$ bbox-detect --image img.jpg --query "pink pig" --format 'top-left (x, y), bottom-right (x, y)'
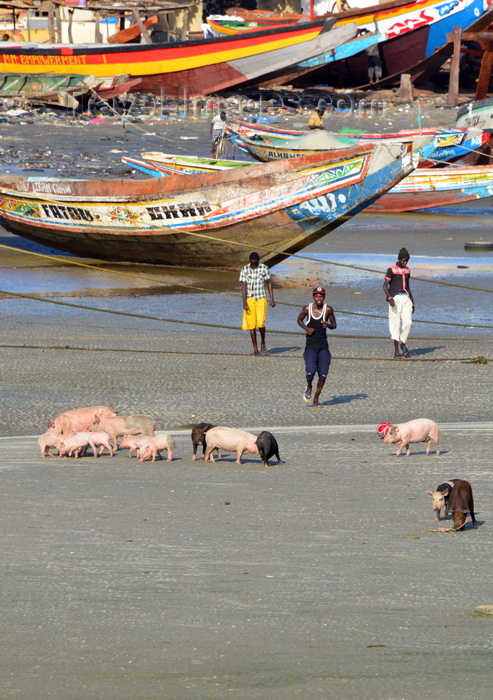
top-left (204, 427), bottom-right (260, 464)
top-left (383, 418), bottom-right (440, 456)
top-left (120, 434), bottom-right (150, 458)
top-left (59, 432), bottom-right (98, 459)
top-left (47, 405), bottom-right (117, 435)
top-left (38, 433), bottom-right (63, 457)
top-left (95, 415), bottom-right (156, 449)
top-left (138, 434), bottom-right (175, 462)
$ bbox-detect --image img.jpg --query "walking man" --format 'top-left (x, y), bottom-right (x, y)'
top-left (240, 252), bottom-right (275, 355)
top-left (297, 286), bottom-right (337, 406)
top-left (383, 247), bottom-right (414, 358)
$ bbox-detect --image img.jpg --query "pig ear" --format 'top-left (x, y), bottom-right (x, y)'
top-left (442, 489), bottom-right (449, 497)
top-left (426, 491), bottom-right (434, 496)
top-left (48, 418), bottom-right (54, 428)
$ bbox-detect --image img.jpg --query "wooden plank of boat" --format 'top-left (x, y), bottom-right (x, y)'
top-left (0, 140), bottom-right (423, 270)
top-left (0, 19), bottom-right (356, 95)
top-left (0, 72), bottom-right (91, 97)
top-left (456, 97), bottom-right (493, 130)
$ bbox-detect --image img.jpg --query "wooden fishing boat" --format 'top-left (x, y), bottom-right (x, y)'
top-left (370, 163), bottom-right (493, 211)
top-left (208, 0), bottom-right (493, 89)
top-left (0, 140), bottom-right (424, 270)
top-left (0, 19), bottom-right (355, 96)
top-left (125, 153), bottom-right (493, 213)
top-left (123, 154), bottom-right (249, 177)
top-left (229, 119), bottom-right (489, 167)
top-left (456, 97), bottom-right (493, 130)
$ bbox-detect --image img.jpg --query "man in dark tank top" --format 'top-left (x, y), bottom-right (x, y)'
top-left (297, 286), bottom-right (337, 407)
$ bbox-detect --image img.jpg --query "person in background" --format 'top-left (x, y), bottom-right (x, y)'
top-left (210, 109), bottom-right (227, 157)
top-left (383, 247), bottom-right (414, 358)
top-left (240, 252), bottom-right (275, 356)
top-left (297, 286), bottom-right (337, 407)
top-left (366, 43), bottom-right (383, 84)
top-left (308, 107), bottom-right (325, 130)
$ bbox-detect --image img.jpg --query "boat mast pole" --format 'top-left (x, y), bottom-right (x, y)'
top-left (310, 0), bottom-right (314, 21)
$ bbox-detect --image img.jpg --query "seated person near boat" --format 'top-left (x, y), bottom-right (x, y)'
top-left (308, 108), bottom-right (325, 130)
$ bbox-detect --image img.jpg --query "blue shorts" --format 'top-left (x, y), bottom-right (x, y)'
top-left (303, 347), bottom-right (331, 381)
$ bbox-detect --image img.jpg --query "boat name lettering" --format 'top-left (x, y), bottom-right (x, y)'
top-left (2, 54), bottom-right (87, 67)
top-left (41, 203), bottom-right (94, 222)
top-left (31, 181), bottom-right (73, 194)
top-left (146, 203), bottom-right (212, 220)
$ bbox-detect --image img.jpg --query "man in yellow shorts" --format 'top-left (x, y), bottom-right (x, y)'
top-left (240, 252), bottom-right (275, 355)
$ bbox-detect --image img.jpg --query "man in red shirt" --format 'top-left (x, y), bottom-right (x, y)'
top-left (383, 247), bottom-right (414, 358)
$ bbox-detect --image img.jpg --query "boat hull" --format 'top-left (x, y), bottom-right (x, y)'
top-left (0, 20), bottom-right (354, 95)
top-left (0, 143), bottom-right (417, 269)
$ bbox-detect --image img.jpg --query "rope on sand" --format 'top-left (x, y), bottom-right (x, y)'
top-left (1, 286), bottom-right (493, 332)
top-left (0, 342), bottom-right (489, 362)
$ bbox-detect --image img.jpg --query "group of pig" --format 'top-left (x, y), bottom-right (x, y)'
top-left (378, 417), bottom-right (478, 531)
top-left (38, 406), bottom-right (173, 462)
top-left (37, 406), bottom-right (282, 468)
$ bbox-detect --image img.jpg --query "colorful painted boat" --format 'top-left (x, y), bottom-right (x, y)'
top-left (125, 153), bottom-right (493, 213)
top-left (208, 0), bottom-right (493, 88)
top-left (0, 140), bottom-right (425, 270)
top-left (370, 163), bottom-right (493, 210)
top-left (228, 119), bottom-right (489, 167)
top-left (456, 97), bottom-right (493, 130)
top-left (0, 19), bottom-right (356, 95)
top-left (122, 154), bottom-right (249, 177)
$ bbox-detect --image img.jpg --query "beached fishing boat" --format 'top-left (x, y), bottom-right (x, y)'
top-left (124, 153), bottom-right (493, 213)
top-left (456, 97), bottom-right (493, 130)
top-left (0, 19), bottom-right (356, 95)
top-left (208, 0), bottom-right (493, 88)
top-left (0, 140), bottom-right (425, 270)
top-left (229, 119), bottom-right (489, 167)
top-left (370, 163), bottom-right (493, 211)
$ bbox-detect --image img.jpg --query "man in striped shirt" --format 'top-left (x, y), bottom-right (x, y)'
top-left (240, 252), bottom-right (275, 355)
top-left (383, 247), bottom-right (414, 358)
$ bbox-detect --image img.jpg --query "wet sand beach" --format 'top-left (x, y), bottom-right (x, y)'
top-left (1, 107), bottom-right (493, 699)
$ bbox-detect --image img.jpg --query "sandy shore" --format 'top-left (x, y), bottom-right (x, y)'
top-left (1, 103), bottom-right (493, 698)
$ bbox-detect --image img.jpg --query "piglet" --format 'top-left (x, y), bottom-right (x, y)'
top-left (95, 414), bottom-right (156, 449)
top-left (427, 479), bottom-right (461, 521)
top-left (38, 433), bottom-right (63, 457)
top-left (120, 434), bottom-right (151, 458)
top-left (382, 418), bottom-right (440, 456)
top-left (59, 432), bottom-right (98, 459)
top-left (204, 427), bottom-right (259, 464)
top-left (448, 480), bottom-right (478, 531)
top-left (138, 434), bottom-right (175, 462)
top-left (191, 422), bottom-right (217, 460)
top-left (256, 431), bottom-right (282, 468)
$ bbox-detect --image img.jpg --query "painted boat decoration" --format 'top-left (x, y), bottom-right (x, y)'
top-left (228, 119), bottom-right (489, 167)
top-left (0, 140), bottom-right (425, 270)
top-left (208, 0), bottom-right (493, 88)
top-left (0, 19), bottom-right (356, 95)
top-left (124, 153), bottom-right (493, 213)
top-left (456, 97), bottom-right (493, 130)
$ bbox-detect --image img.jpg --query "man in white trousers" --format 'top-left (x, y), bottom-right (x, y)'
top-left (383, 247), bottom-right (414, 358)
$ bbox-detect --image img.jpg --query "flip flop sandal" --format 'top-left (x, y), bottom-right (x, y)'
top-left (401, 346), bottom-right (410, 356)
top-left (393, 353), bottom-right (404, 359)
top-left (303, 392), bottom-right (312, 402)
top-left (312, 401), bottom-right (323, 407)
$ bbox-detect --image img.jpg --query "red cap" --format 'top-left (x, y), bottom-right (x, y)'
top-left (377, 422), bottom-right (392, 438)
top-left (313, 286), bottom-right (326, 296)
